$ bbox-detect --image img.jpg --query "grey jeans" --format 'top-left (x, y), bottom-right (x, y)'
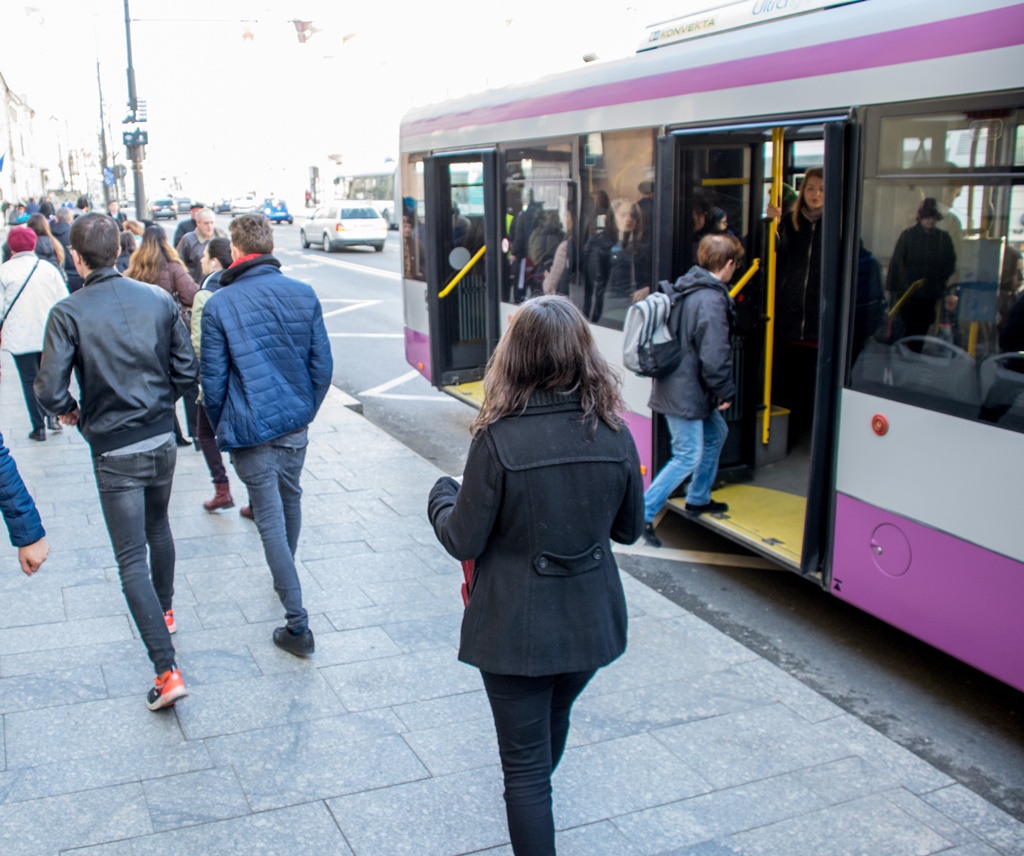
top-left (93, 438), bottom-right (177, 675)
top-left (231, 428), bottom-right (309, 630)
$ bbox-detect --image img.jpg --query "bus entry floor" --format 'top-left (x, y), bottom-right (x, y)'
top-left (0, 350), bottom-right (1020, 855)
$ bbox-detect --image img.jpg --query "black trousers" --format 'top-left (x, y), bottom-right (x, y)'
top-left (480, 669), bottom-right (596, 856)
top-left (12, 351), bottom-right (45, 432)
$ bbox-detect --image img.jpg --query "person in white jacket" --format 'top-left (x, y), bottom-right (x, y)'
top-left (0, 227), bottom-right (68, 440)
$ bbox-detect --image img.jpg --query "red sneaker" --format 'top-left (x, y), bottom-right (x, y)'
top-left (146, 668), bottom-right (188, 710)
top-left (163, 609), bottom-right (177, 634)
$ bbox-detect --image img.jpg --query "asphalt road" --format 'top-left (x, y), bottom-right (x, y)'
top-left (168, 213), bottom-right (1023, 823)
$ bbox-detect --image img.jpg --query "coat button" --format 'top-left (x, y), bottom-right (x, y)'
top-left (538, 557), bottom-right (549, 569)
top-left (592, 548), bottom-right (603, 560)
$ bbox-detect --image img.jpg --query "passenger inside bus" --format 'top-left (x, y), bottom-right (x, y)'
top-left (767, 167), bottom-right (824, 438)
top-left (608, 197), bottom-right (651, 306)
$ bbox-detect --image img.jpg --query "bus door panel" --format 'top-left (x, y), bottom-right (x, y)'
top-left (424, 151), bottom-right (500, 390)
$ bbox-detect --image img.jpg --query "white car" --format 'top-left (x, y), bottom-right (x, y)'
top-left (230, 195), bottom-right (258, 216)
top-left (300, 201), bottom-right (388, 252)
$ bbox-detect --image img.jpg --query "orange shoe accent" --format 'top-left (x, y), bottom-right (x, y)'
top-left (146, 668), bottom-right (188, 710)
top-left (164, 609), bottom-right (177, 634)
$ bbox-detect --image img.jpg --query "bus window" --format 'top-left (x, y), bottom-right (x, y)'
top-left (578, 129), bottom-right (655, 329)
top-left (400, 156), bottom-right (426, 282)
top-left (850, 103), bottom-right (1024, 433)
top-left (504, 145), bottom-right (573, 305)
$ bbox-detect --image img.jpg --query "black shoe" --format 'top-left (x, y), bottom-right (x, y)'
top-left (685, 499), bottom-right (729, 515)
top-left (192, 438), bottom-right (201, 452)
top-left (273, 626), bottom-right (314, 657)
top-left (642, 522), bottom-right (662, 548)
top-left (175, 435), bottom-right (192, 447)
top-left (45, 417), bottom-right (62, 431)
top-left (28, 429), bottom-right (46, 442)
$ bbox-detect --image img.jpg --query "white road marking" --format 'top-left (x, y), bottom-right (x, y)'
top-left (322, 300), bottom-right (381, 318)
top-left (359, 369), bottom-right (458, 403)
top-left (277, 246), bottom-right (401, 280)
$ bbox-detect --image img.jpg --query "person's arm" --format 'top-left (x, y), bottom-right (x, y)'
top-left (610, 438), bottom-right (644, 545)
top-left (695, 296), bottom-right (736, 405)
top-left (199, 300), bottom-right (229, 428)
top-left (307, 298), bottom-right (334, 412)
top-left (34, 305), bottom-right (79, 419)
top-left (173, 263), bottom-right (198, 307)
top-left (190, 289), bottom-right (211, 358)
top-left (0, 435), bottom-right (48, 575)
top-left (427, 431), bottom-right (503, 562)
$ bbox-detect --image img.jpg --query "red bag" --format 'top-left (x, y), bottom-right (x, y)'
top-left (460, 560), bottom-right (475, 607)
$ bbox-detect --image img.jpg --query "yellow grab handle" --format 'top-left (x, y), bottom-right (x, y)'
top-left (438, 245), bottom-right (486, 299)
top-left (730, 258), bottom-right (760, 298)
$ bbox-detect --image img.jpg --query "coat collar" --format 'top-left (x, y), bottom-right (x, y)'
top-left (220, 253), bottom-right (281, 285)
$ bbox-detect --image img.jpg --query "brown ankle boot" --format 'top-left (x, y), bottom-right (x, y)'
top-left (203, 482), bottom-right (234, 512)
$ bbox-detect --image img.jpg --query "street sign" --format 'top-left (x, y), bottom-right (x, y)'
top-left (103, 167), bottom-right (115, 186)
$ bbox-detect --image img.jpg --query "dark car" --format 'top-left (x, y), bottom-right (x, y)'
top-left (213, 198), bottom-right (232, 214)
top-left (151, 198), bottom-right (177, 220)
top-left (262, 197), bottom-right (293, 224)
top-left (174, 196), bottom-right (193, 213)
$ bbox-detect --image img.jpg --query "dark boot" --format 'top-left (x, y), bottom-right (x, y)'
top-left (203, 482), bottom-right (234, 512)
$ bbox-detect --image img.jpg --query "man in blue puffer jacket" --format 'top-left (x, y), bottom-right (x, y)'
top-left (201, 214), bottom-right (333, 657)
top-left (0, 432), bottom-right (49, 575)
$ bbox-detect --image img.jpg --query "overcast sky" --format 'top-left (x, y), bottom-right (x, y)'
top-left (3, 0), bottom-right (701, 202)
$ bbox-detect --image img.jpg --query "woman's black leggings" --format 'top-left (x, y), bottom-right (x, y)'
top-left (480, 669), bottom-right (596, 856)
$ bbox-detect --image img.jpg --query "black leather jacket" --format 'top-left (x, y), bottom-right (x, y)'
top-left (34, 267), bottom-right (198, 455)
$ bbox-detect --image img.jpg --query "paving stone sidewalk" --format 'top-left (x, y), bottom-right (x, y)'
top-left (0, 351), bottom-right (1020, 856)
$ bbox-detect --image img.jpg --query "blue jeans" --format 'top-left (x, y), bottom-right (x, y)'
top-left (231, 429), bottom-right (308, 631)
top-left (480, 670), bottom-right (596, 856)
top-left (644, 409), bottom-right (728, 521)
top-left (93, 438), bottom-right (177, 676)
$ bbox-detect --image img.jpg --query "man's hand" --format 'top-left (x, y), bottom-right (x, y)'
top-left (717, 400), bottom-right (732, 411)
top-left (58, 408), bottom-right (79, 426)
top-left (18, 537), bottom-right (49, 576)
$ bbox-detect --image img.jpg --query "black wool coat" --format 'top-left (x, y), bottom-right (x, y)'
top-left (428, 391), bottom-right (644, 676)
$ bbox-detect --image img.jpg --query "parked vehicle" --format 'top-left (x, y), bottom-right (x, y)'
top-left (213, 198), bottom-right (232, 214)
top-left (262, 198), bottom-right (293, 224)
top-left (300, 201), bottom-right (387, 252)
top-left (150, 198), bottom-right (177, 220)
top-left (174, 196), bottom-right (193, 213)
top-left (230, 195), bottom-right (258, 216)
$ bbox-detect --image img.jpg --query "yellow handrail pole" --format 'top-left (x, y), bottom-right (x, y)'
top-left (762, 127), bottom-right (783, 446)
top-left (887, 278), bottom-right (925, 318)
top-left (968, 321), bottom-right (979, 357)
top-left (729, 257), bottom-right (760, 299)
top-left (438, 245), bottom-right (486, 299)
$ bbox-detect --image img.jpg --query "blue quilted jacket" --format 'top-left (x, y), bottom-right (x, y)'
top-left (0, 433), bottom-right (45, 547)
top-left (199, 255), bottom-right (333, 451)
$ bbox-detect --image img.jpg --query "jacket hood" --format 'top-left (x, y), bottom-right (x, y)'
top-left (666, 265), bottom-right (730, 298)
top-left (219, 254), bottom-right (281, 286)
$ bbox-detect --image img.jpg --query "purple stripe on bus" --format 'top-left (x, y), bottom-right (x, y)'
top-left (832, 493), bottom-right (1024, 693)
top-left (404, 5), bottom-right (1024, 137)
top-left (623, 410), bottom-right (654, 491)
top-left (405, 328), bottom-right (432, 383)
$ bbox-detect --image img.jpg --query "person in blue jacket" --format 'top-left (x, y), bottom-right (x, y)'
top-left (200, 213), bottom-right (333, 657)
top-left (0, 432), bottom-right (49, 575)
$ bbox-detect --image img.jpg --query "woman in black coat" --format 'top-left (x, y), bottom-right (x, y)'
top-left (428, 295), bottom-right (643, 855)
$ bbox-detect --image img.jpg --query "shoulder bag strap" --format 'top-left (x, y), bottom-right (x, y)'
top-left (0, 259), bottom-right (40, 328)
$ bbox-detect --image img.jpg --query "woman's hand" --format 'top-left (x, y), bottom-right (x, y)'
top-left (765, 204), bottom-right (782, 220)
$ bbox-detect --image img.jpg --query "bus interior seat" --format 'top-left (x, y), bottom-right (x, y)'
top-left (890, 335), bottom-right (980, 413)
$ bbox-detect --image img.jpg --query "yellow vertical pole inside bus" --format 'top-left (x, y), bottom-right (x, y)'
top-left (762, 127), bottom-right (783, 446)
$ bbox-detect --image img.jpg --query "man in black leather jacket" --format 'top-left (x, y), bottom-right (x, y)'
top-left (35, 213), bottom-right (198, 711)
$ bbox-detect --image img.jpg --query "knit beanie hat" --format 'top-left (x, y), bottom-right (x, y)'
top-left (7, 226), bottom-right (37, 253)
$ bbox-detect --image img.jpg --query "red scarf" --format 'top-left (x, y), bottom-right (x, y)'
top-left (229, 253), bottom-right (262, 268)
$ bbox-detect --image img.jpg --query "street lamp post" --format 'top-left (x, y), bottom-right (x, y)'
top-left (123, 0), bottom-right (146, 219)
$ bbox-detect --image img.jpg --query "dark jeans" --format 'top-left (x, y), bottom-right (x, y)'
top-left (174, 380), bottom-right (200, 441)
top-left (481, 669), bottom-right (596, 856)
top-left (92, 438), bottom-right (177, 676)
top-left (196, 404), bottom-right (227, 484)
top-left (231, 429), bottom-right (308, 630)
top-left (12, 351), bottom-right (45, 432)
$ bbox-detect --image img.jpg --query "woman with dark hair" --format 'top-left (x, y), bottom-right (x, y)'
top-left (126, 226), bottom-right (199, 445)
top-left (26, 213), bottom-right (65, 275)
top-left (428, 295), bottom-right (643, 856)
top-left (115, 232), bottom-right (136, 273)
top-left (608, 197), bottom-right (651, 304)
top-left (191, 237), bottom-right (240, 513)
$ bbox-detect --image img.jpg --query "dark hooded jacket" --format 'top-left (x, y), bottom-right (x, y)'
top-left (648, 265), bottom-right (736, 420)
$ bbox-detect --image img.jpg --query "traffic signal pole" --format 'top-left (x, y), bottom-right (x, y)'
top-left (96, 61), bottom-right (112, 208)
top-left (123, 0), bottom-right (146, 219)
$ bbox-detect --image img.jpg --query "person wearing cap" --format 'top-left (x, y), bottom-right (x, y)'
top-left (887, 197), bottom-right (958, 338)
top-left (173, 203), bottom-right (205, 248)
top-left (0, 227), bottom-right (69, 441)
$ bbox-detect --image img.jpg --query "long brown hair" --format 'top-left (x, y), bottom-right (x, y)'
top-left (27, 213), bottom-right (64, 266)
top-left (792, 167), bottom-right (824, 231)
top-left (471, 295), bottom-right (624, 435)
top-left (126, 225), bottom-right (187, 284)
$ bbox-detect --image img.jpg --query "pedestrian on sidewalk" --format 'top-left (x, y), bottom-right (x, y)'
top-left (0, 432), bottom-right (49, 575)
top-left (0, 226), bottom-right (70, 441)
top-left (176, 207), bottom-right (220, 285)
top-left (190, 236), bottom-right (237, 513)
top-left (34, 213), bottom-right (198, 711)
top-left (428, 295), bottom-right (644, 856)
top-left (200, 213), bottom-right (332, 657)
top-left (641, 232), bottom-right (741, 548)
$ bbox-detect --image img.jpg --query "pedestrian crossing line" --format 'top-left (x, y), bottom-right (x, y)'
top-left (359, 370), bottom-right (459, 403)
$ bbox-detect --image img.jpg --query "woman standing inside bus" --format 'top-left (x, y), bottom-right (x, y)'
top-left (428, 296), bottom-right (643, 855)
top-left (768, 167), bottom-right (824, 433)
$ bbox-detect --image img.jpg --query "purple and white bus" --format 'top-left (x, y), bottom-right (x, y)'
top-left (398, 0), bottom-right (1024, 691)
